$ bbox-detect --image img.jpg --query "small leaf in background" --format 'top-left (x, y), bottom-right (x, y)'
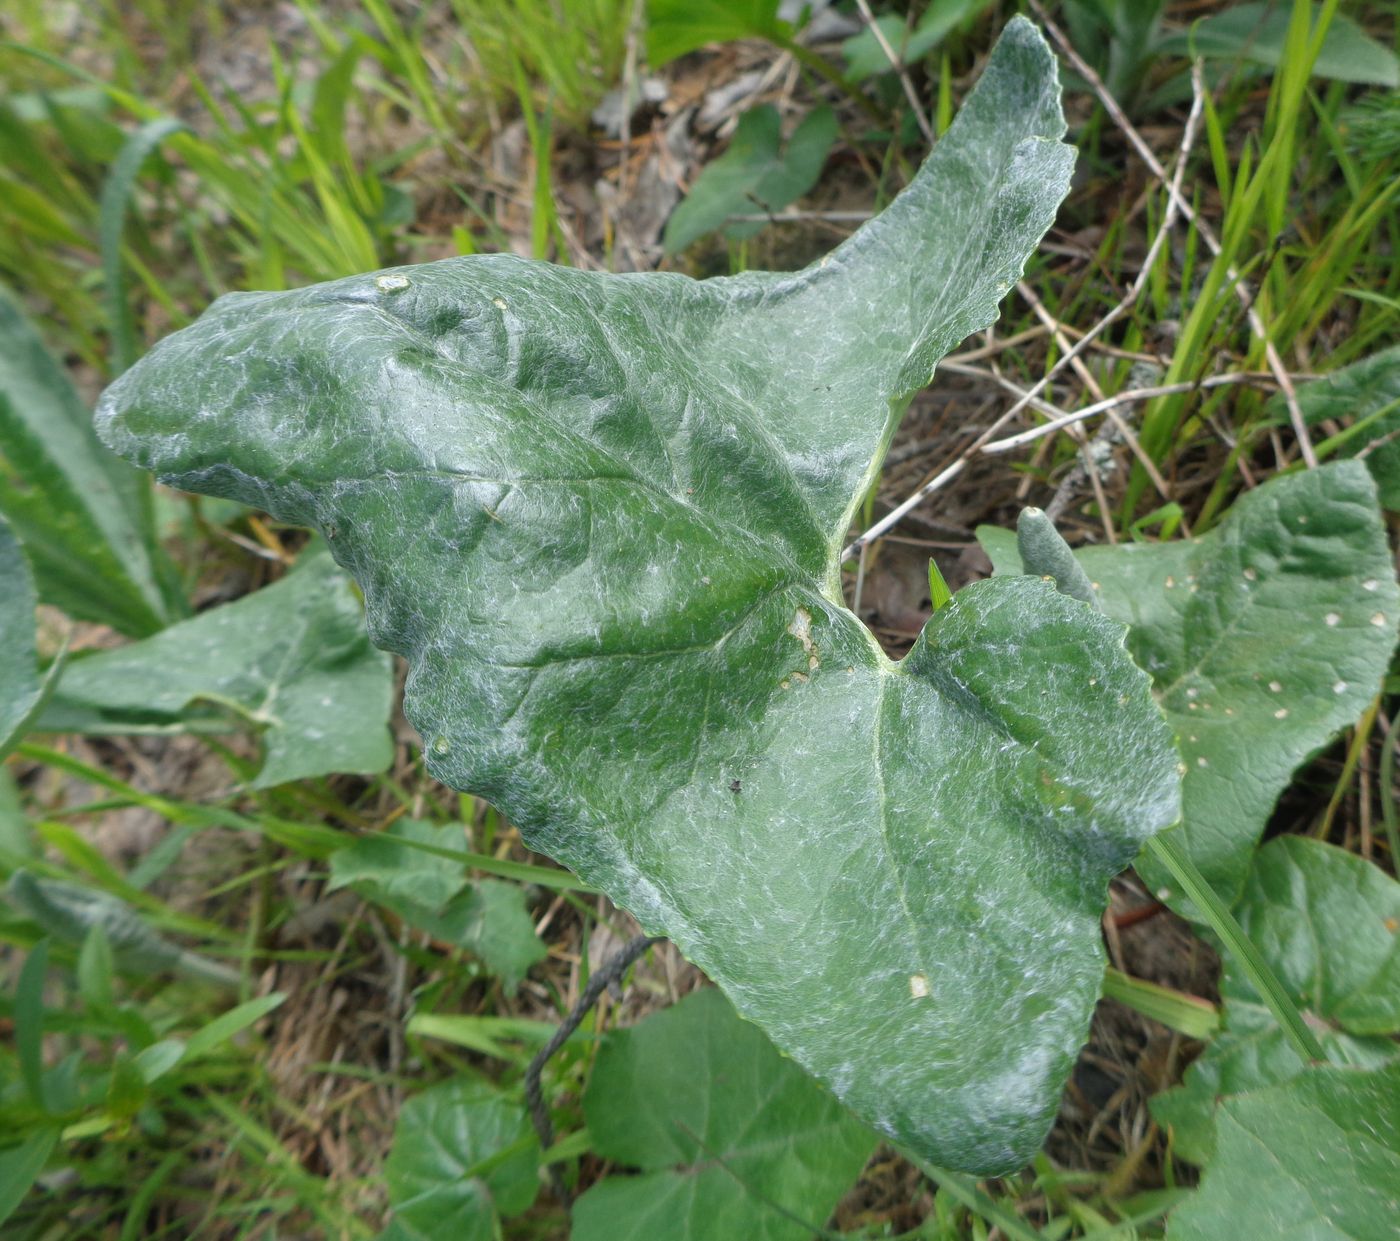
top-left (1157, 2), bottom-right (1400, 89)
top-left (646, 0), bottom-right (787, 68)
top-left (6, 871), bottom-right (240, 988)
top-left (0, 286), bottom-right (182, 636)
top-left (1270, 345), bottom-right (1400, 509)
top-left (1152, 837), bottom-right (1400, 1164)
top-left (38, 544), bottom-right (394, 789)
top-left (383, 1078), bottom-right (538, 1241)
top-left (96, 22), bottom-right (1183, 1171)
top-left (329, 818), bottom-right (466, 915)
top-left (662, 104), bottom-right (837, 252)
top-left (1165, 1061), bottom-right (1400, 1241)
top-left (842, 0), bottom-right (993, 81)
top-left (978, 462), bottom-right (1399, 908)
top-left (0, 514), bottom-right (64, 761)
top-left (574, 987), bottom-right (876, 1241)
top-left (433, 881), bottom-right (546, 996)
top-left (329, 821), bottom-right (547, 993)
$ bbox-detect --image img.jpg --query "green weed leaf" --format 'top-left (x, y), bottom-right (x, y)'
top-left (1153, 837), bottom-right (1400, 1165)
top-left (574, 987), bottom-right (876, 1241)
top-left (384, 1078), bottom-right (538, 1241)
top-left (328, 820), bottom-right (546, 992)
top-left (0, 286), bottom-right (182, 636)
top-left (0, 515), bottom-right (63, 761)
top-left (94, 21), bottom-right (1183, 1170)
top-left (843, 0), bottom-right (993, 81)
top-left (1271, 345), bottom-right (1400, 509)
top-left (646, 0), bottom-right (788, 67)
top-left (980, 463), bottom-right (1399, 907)
top-left (0, 1128), bottom-right (58, 1228)
top-left (663, 104), bottom-right (837, 252)
top-left (38, 544), bottom-right (394, 788)
top-left (1165, 1062), bottom-right (1400, 1241)
top-left (1158, 3), bottom-right (1400, 89)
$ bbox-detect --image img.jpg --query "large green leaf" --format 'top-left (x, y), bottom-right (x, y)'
top-left (663, 104), bottom-right (838, 252)
top-left (1165, 1062), bottom-right (1400, 1241)
top-left (37, 544), bottom-right (393, 788)
top-left (979, 464), bottom-right (1399, 906)
top-left (0, 286), bottom-right (181, 636)
top-left (94, 21), bottom-right (1182, 1171)
top-left (383, 1078), bottom-right (538, 1240)
top-left (0, 514), bottom-right (64, 761)
top-left (1153, 837), bottom-right (1400, 1165)
top-left (574, 987), bottom-right (876, 1241)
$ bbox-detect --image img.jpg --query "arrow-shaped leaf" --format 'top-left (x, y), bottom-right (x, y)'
top-left (93, 19), bottom-right (1180, 1172)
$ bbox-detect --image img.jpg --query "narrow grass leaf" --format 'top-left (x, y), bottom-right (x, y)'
top-left (0, 287), bottom-right (180, 635)
top-left (0, 1127), bottom-right (59, 1227)
top-left (0, 514), bottom-right (65, 761)
top-left (183, 992), bottom-right (285, 1061)
top-left (99, 117), bottom-right (187, 374)
top-left (39, 544), bottom-right (394, 788)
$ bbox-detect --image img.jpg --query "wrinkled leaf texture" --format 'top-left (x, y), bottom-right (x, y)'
top-left (979, 464), bottom-right (1399, 907)
top-left (95, 20), bottom-right (1180, 1171)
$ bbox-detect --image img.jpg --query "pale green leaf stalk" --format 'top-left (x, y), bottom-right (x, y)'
top-left (94, 21), bottom-right (1183, 1171)
top-left (6, 871), bottom-right (239, 988)
top-left (1015, 506), bottom-right (1096, 605)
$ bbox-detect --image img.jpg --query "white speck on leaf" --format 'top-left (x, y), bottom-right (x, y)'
top-left (787, 607), bottom-right (819, 670)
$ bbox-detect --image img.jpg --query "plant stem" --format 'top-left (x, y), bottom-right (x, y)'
top-left (1382, 711), bottom-right (1400, 869)
top-left (1102, 966), bottom-right (1218, 1040)
top-left (524, 932), bottom-right (661, 1207)
top-left (1146, 832), bottom-right (1324, 1063)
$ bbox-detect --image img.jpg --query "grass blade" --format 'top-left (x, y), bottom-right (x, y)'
top-left (99, 116), bottom-right (186, 374)
top-left (1145, 831), bottom-right (1324, 1062)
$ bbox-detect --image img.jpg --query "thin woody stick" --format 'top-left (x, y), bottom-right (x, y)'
top-left (1026, 0), bottom-right (1316, 467)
